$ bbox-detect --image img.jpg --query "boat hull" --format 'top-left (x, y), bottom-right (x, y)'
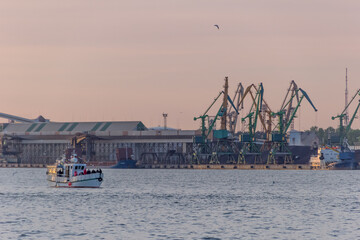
top-left (111, 159), bottom-right (137, 169)
top-left (329, 160), bottom-right (359, 170)
top-left (47, 173), bottom-right (104, 188)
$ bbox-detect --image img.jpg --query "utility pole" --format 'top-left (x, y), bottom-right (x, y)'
top-left (345, 68), bottom-right (349, 126)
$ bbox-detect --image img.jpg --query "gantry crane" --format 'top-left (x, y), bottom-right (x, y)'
top-left (267, 87), bottom-right (317, 164)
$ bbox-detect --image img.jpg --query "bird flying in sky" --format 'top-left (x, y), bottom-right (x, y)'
top-left (214, 24), bottom-right (219, 29)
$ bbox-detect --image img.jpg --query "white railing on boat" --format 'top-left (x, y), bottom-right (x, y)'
top-left (48, 172), bottom-right (102, 183)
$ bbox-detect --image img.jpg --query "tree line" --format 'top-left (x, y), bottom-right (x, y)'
top-left (308, 126), bottom-right (360, 146)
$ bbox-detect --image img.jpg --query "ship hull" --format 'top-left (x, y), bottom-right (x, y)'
top-left (329, 160), bottom-right (359, 170)
top-left (328, 151), bottom-right (359, 170)
top-left (111, 160), bottom-right (137, 169)
top-left (242, 146), bottom-right (317, 164)
top-left (47, 173), bottom-right (103, 188)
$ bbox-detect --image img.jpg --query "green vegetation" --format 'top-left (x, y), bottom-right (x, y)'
top-left (308, 126), bottom-right (360, 146)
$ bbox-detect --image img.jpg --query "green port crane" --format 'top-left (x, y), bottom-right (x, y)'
top-left (280, 80), bottom-right (300, 131)
top-left (193, 90), bottom-right (223, 144)
top-left (237, 83), bottom-right (264, 163)
top-left (227, 82), bottom-right (244, 135)
top-left (193, 77), bottom-right (239, 163)
top-left (267, 88), bottom-right (318, 164)
top-left (331, 89), bottom-right (360, 149)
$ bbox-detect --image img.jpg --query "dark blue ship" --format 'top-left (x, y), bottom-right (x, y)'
top-left (111, 159), bottom-right (137, 169)
top-left (329, 151), bottom-right (359, 170)
top-left (111, 147), bottom-right (137, 169)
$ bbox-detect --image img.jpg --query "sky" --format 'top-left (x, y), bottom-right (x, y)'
top-left (0, 0), bottom-right (359, 131)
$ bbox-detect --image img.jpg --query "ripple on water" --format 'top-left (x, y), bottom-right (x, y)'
top-left (0, 169), bottom-right (359, 240)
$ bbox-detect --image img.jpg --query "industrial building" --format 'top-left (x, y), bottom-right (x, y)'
top-left (0, 77), bottom-right (323, 167)
top-left (0, 119), bottom-right (196, 165)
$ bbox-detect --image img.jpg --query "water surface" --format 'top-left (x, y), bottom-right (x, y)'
top-left (0, 169), bottom-right (359, 239)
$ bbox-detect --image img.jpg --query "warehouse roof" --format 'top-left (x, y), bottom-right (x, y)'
top-left (1, 121), bottom-right (147, 135)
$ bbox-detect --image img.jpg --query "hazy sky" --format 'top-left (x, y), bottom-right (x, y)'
top-left (0, 0), bottom-right (359, 131)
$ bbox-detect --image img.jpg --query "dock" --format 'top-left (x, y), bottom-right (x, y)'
top-left (0, 163), bottom-right (46, 168)
top-left (138, 164), bottom-right (316, 170)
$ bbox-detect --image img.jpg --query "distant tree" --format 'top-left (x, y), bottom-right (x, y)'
top-left (306, 126), bottom-right (360, 146)
top-left (347, 129), bottom-right (360, 145)
top-left (317, 128), bottom-right (325, 145)
top-left (309, 126), bottom-right (326, 145)
top-left (310, 126), bottom-right (318, 132)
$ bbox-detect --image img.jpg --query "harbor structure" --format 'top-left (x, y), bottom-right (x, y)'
top-left (2, 76), bottom-right (357, 169)
top-left (0, 77), bottom-right (320, 168)
top-left (0, 118), bottom-right (320, 168)
top-left (0, 121), bottom-right (196, 166)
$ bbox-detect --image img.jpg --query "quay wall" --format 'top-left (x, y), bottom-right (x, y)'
top-left (139, 164), bottom-right (315, 170)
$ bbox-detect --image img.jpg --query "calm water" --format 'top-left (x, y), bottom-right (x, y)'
top-left (0, 168), bottom-right (359, 240)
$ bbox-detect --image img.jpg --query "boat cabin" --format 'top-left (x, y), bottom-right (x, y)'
top-left (63, 163), bottom-right (87, 177)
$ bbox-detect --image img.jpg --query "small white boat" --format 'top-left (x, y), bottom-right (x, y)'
top-left (46, 153), bottom-right (103, 188)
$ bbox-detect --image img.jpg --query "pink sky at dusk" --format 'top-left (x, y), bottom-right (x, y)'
top-left (0, 0), bottom-right (359, 131)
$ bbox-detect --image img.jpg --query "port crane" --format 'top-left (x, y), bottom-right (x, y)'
top-left (233, 82), bottom-right (275, 163)
top-left (237, 83), bottom-right (265, 163)
top-left (71, 133), bottom-right (97, 162)
top-left (227, 82), bottom-right (244, 135)
top-left (0, 135), bottom-right (22, 163)
top-left (193, 77), bottom-right (239, 163)
top-left (331, 89), bottom-right (360, 151)
top-left (280, 80), bottom-right (300, 131)
top-left (267, 87), bottom-right (317, 164)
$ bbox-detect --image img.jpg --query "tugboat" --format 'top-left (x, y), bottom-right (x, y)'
top-left (46, 153), bottom-right (104, 188)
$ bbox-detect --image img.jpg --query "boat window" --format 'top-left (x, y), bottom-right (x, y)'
top-left (75, 166), bottom-right (78, 170)
top-left (81, 166), bottom-right (84, 170)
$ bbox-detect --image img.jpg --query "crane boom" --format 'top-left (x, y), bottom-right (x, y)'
top-left (268, 86), bottom-right (317, 164)
top-left (202, 91), bottom-right (223, 117)
top-left (280, 80), bottom-right (300, 126)
top-left (283, 88), bottom-right (317, 133)
top-left (241, 83), bottom-right (264, 135)
top-left (194, 77), bottom-right (241, 140)
top-left (299, 88), bottom-right (318, 112)
top-left (346, 100), bottom-right (360, 135)
top-left (237, 84), bottom-right (267, 133)
top-left (227, 83), bottom-right (244, 134)
top-left (331, 89), bottom-right (360, 144)
top-left (341, 89), bottom-right (360, 116)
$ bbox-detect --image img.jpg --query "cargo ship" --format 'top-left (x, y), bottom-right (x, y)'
top-left (111, 159), bottom-right (137, 168)
top-left (308, 144), bottom-right (359, 170)
top-left (328, 150), bottom-right (359, 170)
top-left (111, 147), bottom-right (137, 169)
